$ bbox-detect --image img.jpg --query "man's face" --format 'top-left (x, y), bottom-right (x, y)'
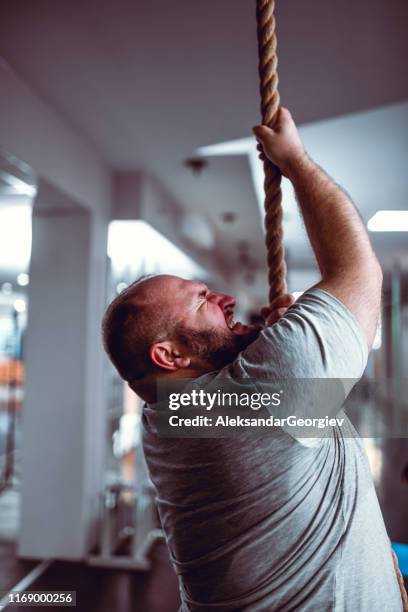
top-left (145, 275), bottom-right (261, 370)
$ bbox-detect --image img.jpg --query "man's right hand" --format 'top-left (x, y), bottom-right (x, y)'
top-left (253, 108), bottom-right (306, 178)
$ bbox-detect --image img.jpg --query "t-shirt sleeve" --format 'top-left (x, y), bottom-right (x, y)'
top-left (231, 288), bottom-right (369, 381)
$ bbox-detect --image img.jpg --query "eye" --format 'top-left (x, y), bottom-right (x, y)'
top-left (197, 289), bottom-right (208, 309)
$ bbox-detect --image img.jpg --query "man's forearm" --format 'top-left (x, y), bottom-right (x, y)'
top-left (287, 154), bottom-right (379, 280)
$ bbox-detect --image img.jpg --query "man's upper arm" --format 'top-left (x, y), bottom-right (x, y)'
top-left (313, 265), bottom-right (382, 352)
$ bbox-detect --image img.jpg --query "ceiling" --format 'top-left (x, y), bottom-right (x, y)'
top-left (0, 0), bottom-right (407, 287)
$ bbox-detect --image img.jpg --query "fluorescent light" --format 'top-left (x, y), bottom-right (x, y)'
top-left (14, 298), bottom-right (26, 313)
top-left (0, 172), bottom-right (37, 197)
top-left (197, 137), bottom-right (252, 157)
top-left (17, 273), bottom-right (30, 287)
top-left (0, 205), bottom-right (32, 269)
top-left (368, 211), bottom-right (408, 232)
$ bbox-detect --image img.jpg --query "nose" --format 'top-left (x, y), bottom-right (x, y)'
top-left (207, 292), bottom-right (236, 310)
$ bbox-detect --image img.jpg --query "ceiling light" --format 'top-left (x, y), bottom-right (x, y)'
top-left (14, 298), bottom-right (26, 313)
top-left (116, 282), bottom-right (128, 294)
top-left (197, 137), bottom-right (251, 157)
top-left (368, 211), bottom-right (408, 232)
top-left (0, 172), bottom-right (37, 197)
top-left (0, 205), bottom-right (32, 269)
top-left (17, 273), bottom-right (30, 287)
top-left (1, 282), bottom-right (13, 295)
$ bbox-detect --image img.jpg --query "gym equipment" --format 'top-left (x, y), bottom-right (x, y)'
top-left (88, 451), bottom-right (163, 570)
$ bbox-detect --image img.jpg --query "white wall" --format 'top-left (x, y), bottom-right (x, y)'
top-left (20, 186), bottom-right (91, 557)
top-left (0, 59), bottom-right (110, 216)
top-left (19, 180), bottom-right (110, 559)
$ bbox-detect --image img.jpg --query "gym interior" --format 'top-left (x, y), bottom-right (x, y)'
top-left (0, 1), bottom-right (407, 611)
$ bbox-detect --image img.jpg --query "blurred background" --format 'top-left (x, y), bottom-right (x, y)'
top-left (0, 1), bottom-right (407, 610)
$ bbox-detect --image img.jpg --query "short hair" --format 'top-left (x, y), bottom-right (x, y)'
top-left (101, 275), bottom-right (173, 384)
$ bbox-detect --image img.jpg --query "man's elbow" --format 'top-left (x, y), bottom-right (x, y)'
top-left (342, 255), bottom-right (382, 293)
top-left (354, 249), bottom-right (382, 290)
top-left (369, 257), bottom-right (383, 296)
top-left (364, 258), bottom-right (383, 333)
top-left (346, 254), bottom-right (383, 314)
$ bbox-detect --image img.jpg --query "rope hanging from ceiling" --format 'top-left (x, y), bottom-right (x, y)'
top-left (256, 0), bottom-right (286, 303)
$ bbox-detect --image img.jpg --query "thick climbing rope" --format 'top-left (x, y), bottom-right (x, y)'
top-left (256, 2), bottom-right (408, 609)
top-left (256, 0), bottom-right (286, 303)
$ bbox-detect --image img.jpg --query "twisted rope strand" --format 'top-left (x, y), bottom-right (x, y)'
top-left (256, 0), bottom-right (286, 303)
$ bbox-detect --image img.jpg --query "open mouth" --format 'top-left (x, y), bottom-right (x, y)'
top-left (224, 308), bottom-right (262, 336)
top-left (226, 313), bottom-right (236, 330)
top-left (225, 309), bottom-right (246, 334)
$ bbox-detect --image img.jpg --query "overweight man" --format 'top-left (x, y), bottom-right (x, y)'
top-left (103, 109), bottom-right (404, 610)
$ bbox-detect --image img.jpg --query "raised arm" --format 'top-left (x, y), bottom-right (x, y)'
top-left (253, 108), bottom-right (382, 350)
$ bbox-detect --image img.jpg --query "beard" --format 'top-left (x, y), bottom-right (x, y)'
top-left (173, 322), bottom-right (262, 371)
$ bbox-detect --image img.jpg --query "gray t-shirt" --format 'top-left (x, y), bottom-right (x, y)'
top-left (142, 289), bottom-right (402, 611)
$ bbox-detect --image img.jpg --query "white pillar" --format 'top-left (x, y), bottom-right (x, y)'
top-left (19, 180), bottom-right (107, 559)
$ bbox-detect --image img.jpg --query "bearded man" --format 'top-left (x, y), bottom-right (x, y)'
top-left (102, 109), bottom-right (403, 611)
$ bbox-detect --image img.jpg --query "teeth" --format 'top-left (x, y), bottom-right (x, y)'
top-left (228, 317), bottom-right (236, 330)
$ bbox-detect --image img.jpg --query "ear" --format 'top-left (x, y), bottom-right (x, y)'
top-left (150, 341), bottom-right (191, 372)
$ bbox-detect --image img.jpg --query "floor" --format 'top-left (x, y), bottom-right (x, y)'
top-left (0, 540), bottom-right (180, 612)
top-left (0, 540), bottom-right (38, 595)
top-left (0, 469), bottom-right (180, 612)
